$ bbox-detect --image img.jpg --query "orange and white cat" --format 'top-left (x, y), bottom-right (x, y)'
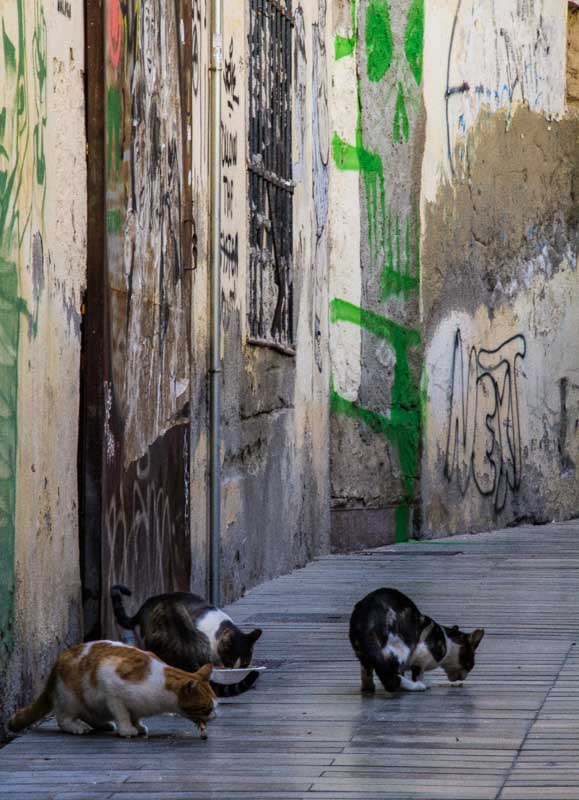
top-left (9, 641), bottom-right (217, 739)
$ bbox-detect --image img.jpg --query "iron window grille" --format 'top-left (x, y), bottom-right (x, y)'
top-left (248, 0), bottom-right (295, 354)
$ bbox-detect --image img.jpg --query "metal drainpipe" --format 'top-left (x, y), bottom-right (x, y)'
top-left (209, 0), bottom-right (223, 607)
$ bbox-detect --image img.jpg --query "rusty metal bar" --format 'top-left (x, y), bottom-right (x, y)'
top-left (248, 0), bottom-right (294, 349)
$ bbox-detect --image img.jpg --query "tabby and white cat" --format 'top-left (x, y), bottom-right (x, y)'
top-left (111, 585), bottom-right (262, 697)
top-left (349, 588), bottom-right (484, 693)
top-left (9, 641), bottom-right (216, 738)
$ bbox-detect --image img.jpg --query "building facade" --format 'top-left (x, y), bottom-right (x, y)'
top-left (0, 0), bottom-right (577, 733)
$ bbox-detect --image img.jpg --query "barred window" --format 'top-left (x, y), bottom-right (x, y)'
top-left (248, 0), bottom-right (294, 354)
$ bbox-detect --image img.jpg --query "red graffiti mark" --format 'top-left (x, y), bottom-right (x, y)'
top-left (107, 0), bottom-right (122, 69)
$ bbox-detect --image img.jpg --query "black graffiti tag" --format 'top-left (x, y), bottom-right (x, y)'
top-left (444, 329), bottom-right (527, 512)
top-left (221, 121), bottom-right (237, 167)
top-left (220, 232), bottom-right (239, 279)
top-left (192, 0), bottom-right (206, 97)
top-left (224, 37), bottom-right (240, 114)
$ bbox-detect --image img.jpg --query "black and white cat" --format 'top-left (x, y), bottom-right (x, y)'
top-left (349, 588), bottom-right (484, 693)
top-left (111, 586), bottom-right (262, 697)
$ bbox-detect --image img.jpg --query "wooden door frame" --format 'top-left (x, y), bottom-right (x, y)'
top-left (78, 0), bottom-right (105, 641)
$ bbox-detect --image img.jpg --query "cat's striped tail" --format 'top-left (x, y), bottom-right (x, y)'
top-left (210, 670), bottom-right (260, 697)
top-left (110, 584), bottom-right (139, 629)
top-left (9, 665), bottom-right (57, 732)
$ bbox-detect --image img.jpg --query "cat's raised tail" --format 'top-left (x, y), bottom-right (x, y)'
top-left (9, 666), bottom-right (57, 732)
top-left (111, 584), bottom-right (140, 629)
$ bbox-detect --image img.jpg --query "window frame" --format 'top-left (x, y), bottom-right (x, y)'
top-left (247, 0), bottom-right (296, 356)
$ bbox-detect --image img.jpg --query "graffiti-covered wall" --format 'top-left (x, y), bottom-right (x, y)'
top-left (102, 0), bottom-right (194, 630)
top-left (328, 0), bottom-right (425, 550)
top-left (421, 0), bottom-right (579, 534)
top-left (328, 0), bottom-right (578, 547)
top-left (198, 0), bottom-right (331, 602)
top-left (0, 0), bottom-right (85, 730)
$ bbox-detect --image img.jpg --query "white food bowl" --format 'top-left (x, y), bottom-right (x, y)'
top-left (210, 666), bottom-right (266, 685)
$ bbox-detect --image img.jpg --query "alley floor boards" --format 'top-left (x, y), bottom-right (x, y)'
top-left (2, 521), bottom-right (579, 799)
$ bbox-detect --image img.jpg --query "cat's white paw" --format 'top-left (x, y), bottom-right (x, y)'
top-left (58, 718), bottom-right (91, 735)
top-left (135, 721), bottom-right (149, 737)
top-left (400, 676), bottom-right (428, 692)
top-left (198, 721), bottom-right (208, 740)
top-left (117, 725), bottom-right (140, 738)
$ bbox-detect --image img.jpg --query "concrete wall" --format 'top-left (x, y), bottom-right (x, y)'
top-left (190, 1), bottom-right (331, 601)
top-left (0, 0), bottom-right (85, 731)
top-left (420, 0), bottom-right (579, 535)
top-left (328, 0), bottom-right (425, 550)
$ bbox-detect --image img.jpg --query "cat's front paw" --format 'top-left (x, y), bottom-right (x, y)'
top-left (400, 676), bottom-right (428, 692)
top-left (135, 721), bottom-right (149, 737)
top-left (58, 718), bottom-right (92, 735)
top-left (116, 725), bottom-right (140, 738)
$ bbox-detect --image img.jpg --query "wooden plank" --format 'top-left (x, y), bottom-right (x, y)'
top-left (3, 522), bottom-right (579, 798)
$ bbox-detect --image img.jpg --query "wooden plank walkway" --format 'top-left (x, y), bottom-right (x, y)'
top-left (2, 520), bottom-right (579, 799)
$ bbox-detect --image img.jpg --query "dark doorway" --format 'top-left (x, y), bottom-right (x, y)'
top-left (79, 0), bottom-right (194, 640)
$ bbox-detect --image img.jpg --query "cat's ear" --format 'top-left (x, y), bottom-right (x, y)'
top-left (469, 629), bottom-right (485, 650)
top-left (248, 628), bottom-right (262, 643)
top-left (194, 663), bottom-right (213, 682)
top-left (182, 680), bottom-right (198, 697)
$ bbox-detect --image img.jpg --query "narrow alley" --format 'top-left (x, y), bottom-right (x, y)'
top-left (2, 520), bottom-right (579, 800)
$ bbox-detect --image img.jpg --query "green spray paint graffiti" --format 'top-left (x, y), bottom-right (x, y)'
top-left (106, 86), bottom-right (122, 177)
top-left (366, 0), bottom-right (393, 82)
top-left (330, 299), bottom-right (421, 541)
top-left (333, 0), bottom-right (423, 299)
top-left (335, 0), bottom-right (358, 60)
top-left (404, 0), bottom-right (424, 85)
top-left (331, 2), bottom-right (424, 538)
top-left (0, 0), bottom-right (46, 663)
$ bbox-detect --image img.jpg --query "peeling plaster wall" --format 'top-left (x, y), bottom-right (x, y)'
top-left (189, 0), bottom-right (211, 595)
top-left (328, 0), bottom-right (425, 551)
top-left (101, 0), bottom-right (194, 634)
top-left (420, 1), bottom-right (579, 536)
top-left (0, 0), bottom-right (85, 732)
top-left (190, 1), bottom-right (330, 603)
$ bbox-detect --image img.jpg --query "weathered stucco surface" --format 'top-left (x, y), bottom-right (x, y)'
top-left (569, 5), bottom-right (579, 107)
top-left (190, 1), bottom-right (331, 601)
top-left (1, 0), bottom-right (577, 738)
top-left (420, 0), bottom-right (579, 536)
top-left (188, 0), bottom-right (211, 596)
top-left (100, 0), bottom-right (194, 634)
top-left (1, 0), bottom-right (85, 732)
top-left (329, 0), bottom-right (425, 549)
